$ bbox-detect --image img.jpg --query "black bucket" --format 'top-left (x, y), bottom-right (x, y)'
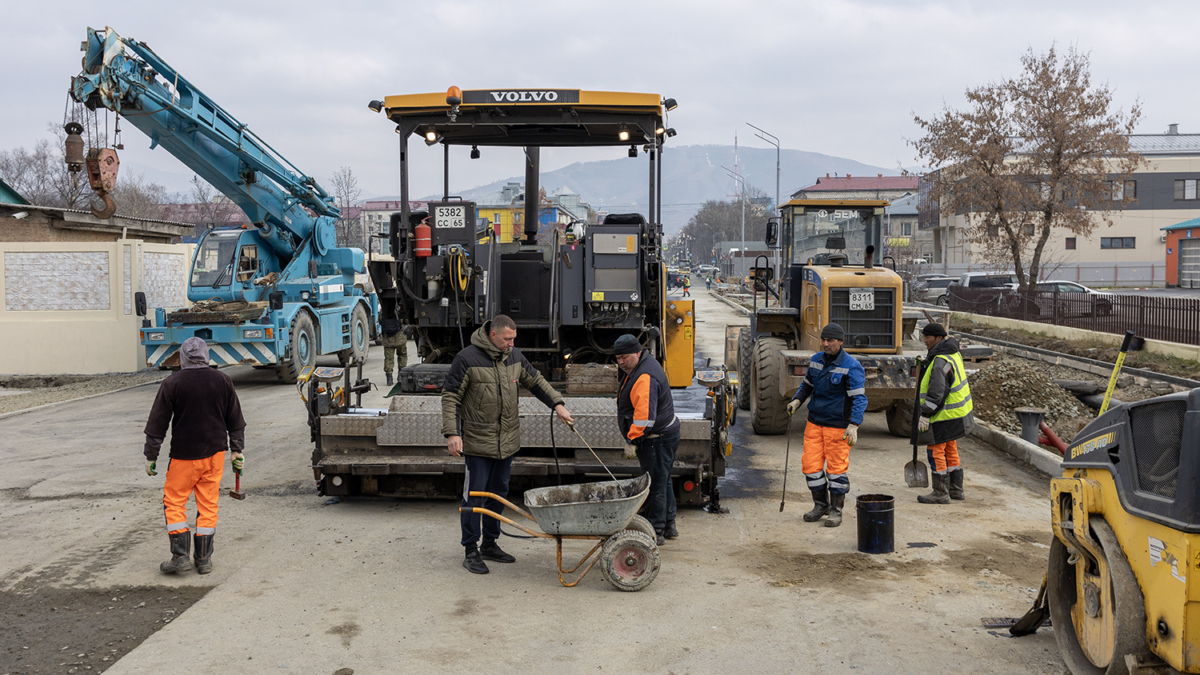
top-left (856, 494), bottom-right (894, 554)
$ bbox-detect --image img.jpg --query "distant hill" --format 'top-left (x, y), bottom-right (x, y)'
top-left (415, 145), bottom-right (896, 235)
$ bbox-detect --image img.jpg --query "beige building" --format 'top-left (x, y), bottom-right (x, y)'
top-left (0, 202), bottom-right (193, 375)
top-left (921, 128), bottom-right (1200, 286)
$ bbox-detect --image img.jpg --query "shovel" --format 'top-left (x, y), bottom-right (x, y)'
top-left (904, 380), bottom-right (929, 488)
top-left (1009, 575), bottom-right (1049, 636)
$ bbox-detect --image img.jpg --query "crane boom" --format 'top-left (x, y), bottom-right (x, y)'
top-left (70, 26), bottom-right (338, 262)
top-left (67, 26), bottom-right (376, 381)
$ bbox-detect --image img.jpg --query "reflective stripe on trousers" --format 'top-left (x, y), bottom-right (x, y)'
top-left (801, 422), bottom-right (851, 495)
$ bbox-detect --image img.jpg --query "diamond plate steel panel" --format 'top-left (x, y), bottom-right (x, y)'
top-left (371, 395), bottom-right (709, 449)
top-left (321, 415), bottom-right (387, 437)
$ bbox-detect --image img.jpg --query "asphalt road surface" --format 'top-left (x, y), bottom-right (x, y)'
top-left (1, 289), bottom-right (1066, 674)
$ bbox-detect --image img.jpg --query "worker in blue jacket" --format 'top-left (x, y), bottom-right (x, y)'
top-left (786, 323), bottom-right (867, 527)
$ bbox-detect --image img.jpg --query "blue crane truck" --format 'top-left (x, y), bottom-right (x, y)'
top-left (70, 26), bottom-right (374, 380)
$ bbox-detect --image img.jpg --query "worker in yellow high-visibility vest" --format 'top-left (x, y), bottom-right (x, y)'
top-left (914, 323), bottom-right (974, 504)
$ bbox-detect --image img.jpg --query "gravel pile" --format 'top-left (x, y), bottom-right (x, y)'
top-left (968, 357), bottom-right (1094, 441)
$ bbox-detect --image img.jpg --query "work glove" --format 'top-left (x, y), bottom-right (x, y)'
top-left (786, 399), bottom-right (802, 416)
top-left (918, 416), bottom-right (931, 432)
top-left (231, 452), bottom-right (244, 475)
top-left (624, 444), bottom-right (638, 460)
top-left (843, 424), bottom-right (859, 447)
top-left (145, 460), bottom-right (157, 477)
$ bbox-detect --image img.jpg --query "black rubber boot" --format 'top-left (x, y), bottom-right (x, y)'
top-left (479, 540), bottom-right (516, 563)
top-left (948, 469), bottom-right (965, 500)
top-left (193, 534), bottom-right (214, 574)
top-left (803, 489), bottom-right (830, 522)
top-left (463, 549), bottom-right (489, 574)
top-left (918, 473), bottom-right (952, 504)
top-left (160, 532), bottom-right (193, 574)
top-left (823, 493), bottom-right (845, 528)
top-left (654, 531), bottom-right (665, 546)
top-left (386, 373), bottom-right (393, 387)
top-left (663, 521), bottom-right (678, 540)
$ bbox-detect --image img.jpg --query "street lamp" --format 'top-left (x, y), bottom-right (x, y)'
top-left (747, 123), bottom-right (781, 286)
top-left (721, 166), bottom-right (746, 281)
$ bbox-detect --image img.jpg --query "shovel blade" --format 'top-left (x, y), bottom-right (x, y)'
top-left (905, 460), bottom-right (929, 488)
top-left (1008, 606), bottom-right (1050, 637)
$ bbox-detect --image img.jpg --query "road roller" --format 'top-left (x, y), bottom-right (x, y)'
top-left (1049, 387), bottom-right (1200, 674)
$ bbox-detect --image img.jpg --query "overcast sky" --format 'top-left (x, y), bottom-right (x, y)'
top-left (3, 0), bottom-right (1196, 202)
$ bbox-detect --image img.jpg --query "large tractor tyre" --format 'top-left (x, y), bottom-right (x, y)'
top-left (338, 304), bottom-right (371, 367)
top-left (275, 312), bottom-right (317, 382)
top-left (1047, 516), bottom-right (1151, 675)
top-left (750, 337), bottom-right (790, 435)
top-left (737, 327), bottom-right (753, 410)
top-left (886, 399), bottom-right (916, 439)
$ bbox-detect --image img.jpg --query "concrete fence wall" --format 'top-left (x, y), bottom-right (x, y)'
top-left (0, 239), bottom-right (193, 375)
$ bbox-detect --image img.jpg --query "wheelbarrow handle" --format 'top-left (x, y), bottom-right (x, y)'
top-left (467, 491), bottom-right (536, 522)
top-left (459, 506), bottom-right (549, 539)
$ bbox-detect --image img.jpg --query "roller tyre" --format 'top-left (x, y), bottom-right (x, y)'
top-left (1047, 516), bottom-right (1151, 675)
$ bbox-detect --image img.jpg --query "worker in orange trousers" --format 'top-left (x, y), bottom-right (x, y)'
top-left (144, 337), bottom-right (246, 575)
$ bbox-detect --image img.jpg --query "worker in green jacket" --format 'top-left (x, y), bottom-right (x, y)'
top-left (442, 314), bottom-right (574, 574)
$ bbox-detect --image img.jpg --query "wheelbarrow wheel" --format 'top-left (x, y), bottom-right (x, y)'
top-left (599, 530), bottom-right (660, 592)
top-left (623, 515), bottom-right (656, 540)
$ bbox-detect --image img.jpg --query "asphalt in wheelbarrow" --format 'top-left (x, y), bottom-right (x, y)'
top-left (523, 474), bottom-right (650, 536)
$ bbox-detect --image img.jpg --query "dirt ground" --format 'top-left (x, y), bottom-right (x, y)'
top-left (954, 321), bottom-right (1200, 379)
top-left (0, 289), bottom-right (1070, 674)
top-left (1, 586), bottom-right (209, 674)
top-left (0, 372), bottom-right (166, 417)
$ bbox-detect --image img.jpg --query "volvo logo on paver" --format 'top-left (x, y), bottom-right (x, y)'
top-left (463, 90), bottom-right (580, 104)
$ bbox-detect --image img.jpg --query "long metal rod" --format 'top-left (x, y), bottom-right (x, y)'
top-left (568, 422), bottom-right (618, 482)
top-left (443, 142), bottom-right (449, 200)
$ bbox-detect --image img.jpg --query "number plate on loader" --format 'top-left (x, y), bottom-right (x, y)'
top-left (850, 288), bottom-right (875, 311)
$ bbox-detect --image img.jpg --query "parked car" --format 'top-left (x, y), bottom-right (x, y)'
top-left (1034, 281), bottom-right (1113, 317)
top-left (696, 264), bottom-right (717, 276)
top-left (914, 277), bottom-right (957, 305)
top-left (958, 271), bottom-right (1019, 288)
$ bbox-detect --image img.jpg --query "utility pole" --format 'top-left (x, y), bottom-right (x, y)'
top-left (747, 123), bottom-right (780, 289)
top-left (722, 165), bottom-right (746, 281)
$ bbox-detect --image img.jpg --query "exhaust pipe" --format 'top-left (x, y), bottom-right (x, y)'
top-left (865, 245), bottom-right (875, 269)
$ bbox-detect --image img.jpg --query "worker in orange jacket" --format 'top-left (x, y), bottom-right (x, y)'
top-left (614, 334), bottom-right (680, 545)
top-left (144, 337), bottom-right (245, 575)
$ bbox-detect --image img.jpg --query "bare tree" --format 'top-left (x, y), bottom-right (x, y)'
top-left (329, 166), bottom-right (362, 248)
top-left (107, 172), bottom-right (168, 219)
top-left (0, 115), bottom-right (111, 209)
top-left (678, 184), bottom-right (773, 263)
top-left (912, 46), bottom-right (1142, 289)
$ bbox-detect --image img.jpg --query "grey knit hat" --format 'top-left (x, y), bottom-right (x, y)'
top-left (613, 334), bottom-right (642, 355)
top-left (820, 323), bottom-right (845, 341)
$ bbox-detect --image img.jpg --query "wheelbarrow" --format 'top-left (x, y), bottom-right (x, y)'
top-left (460, 473), bottom-right (661, 591)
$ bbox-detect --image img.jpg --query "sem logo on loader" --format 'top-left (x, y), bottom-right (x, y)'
top-left (1068, 431), bottom-right (1115, 460)
top-left (463, 90), bottom-right (581, 105)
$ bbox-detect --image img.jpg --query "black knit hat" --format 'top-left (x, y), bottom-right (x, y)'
top-left (922, 322), bottom-right (948, 337)
top-left (820, 323), bottom-right (845, 341)
top-left (613, 334), bottom-right (642, 355)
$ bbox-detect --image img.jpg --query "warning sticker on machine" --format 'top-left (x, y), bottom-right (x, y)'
top-left (1149, 536), bottom-right (1186, 583)
top-left (591, 291), bottom-right (604, 301)
top-left (684, 327), bottom-right (693, 340)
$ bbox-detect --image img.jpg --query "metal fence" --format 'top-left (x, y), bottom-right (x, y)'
top-left (948, 286), bottom-right (1200, 346)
